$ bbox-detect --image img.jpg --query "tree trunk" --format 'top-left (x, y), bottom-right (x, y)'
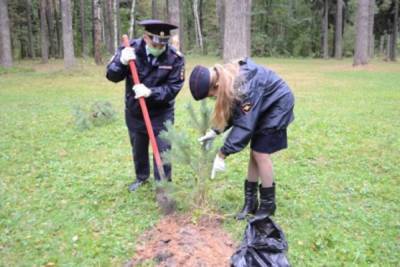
top-left (46, 0), bottom-right (57, 58)
top-left (93, 0), bottom-right (102, 65)
top-left (101, 2), bottom-right (106, 44)
top-left (368, 0), bottom-right (375, 59)
top-left (353, 0), bottom-right (370, 66)
top-left (386, 33), bottom-right (391, 60)
top-left (26, 0), bottom-right (35, 58)
top-left (223, 0), bottom-right (251, 62)
top-left (80, 0), bottom-right (88, 57)
top-left (61, 0), bottom-right (75, 69)
top-left (128, 0), bottom-right (136, 39)
top-left (105, 0), bottom-right (114, 53)
top-left (245, 0), bottom-right (252, 57)
top-left (322, 0), bottom-right (329, 59)
top-left (152, 0), bottom-right (159, 19)
top-left (379, 33), bottom-right (384, 57)
top-left (54, 0), bottom-right (63, 58)
top-left (113, 0), bottom-right (119, 50)
top-left (389, 0), bottom-right (398, 61)
top-left (335, 0), bottom-right (343, 59)
top-left (167, 0), bottom-right (181, 50)
top-left (0, 0), bottom-right (12, 67)
top-left (40, 0), bottom-right (49, 63)
top-left (167, 0), bottom-right (180, 35)
top-left (216, 0), bottom-right (224, 57)
top-left (193, 0), bottom-right (204, 53)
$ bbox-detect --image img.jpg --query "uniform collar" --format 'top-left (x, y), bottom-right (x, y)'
top-left (239, 57), bottom-right (258, 82)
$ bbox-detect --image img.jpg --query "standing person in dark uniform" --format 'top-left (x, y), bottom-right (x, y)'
top-left (188, 58), bottom-right (294, 220)
top-left (106, 20), bottom-right (185, 192)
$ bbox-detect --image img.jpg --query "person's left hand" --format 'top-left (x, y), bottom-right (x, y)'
top-left (133, 84), bottom-right (151, 99)
top-left (211, 152), bottom-right (226, 179)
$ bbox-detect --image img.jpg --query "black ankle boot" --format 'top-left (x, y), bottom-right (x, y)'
top-left (253, 184), bottom-right (276, 221)
top-left (236, 180), bottom-right (259, 220)
top-left (128, 179), bottom-right (147, 192)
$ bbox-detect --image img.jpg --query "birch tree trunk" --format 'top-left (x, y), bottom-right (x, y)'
top-left (128, 0), bottom-right (136, 38)
top-left (61, 0), bottom-right (75, 69)
top-left (353, 0), bottom-right (370, 66)
top-left (193, 0), bottom-right (204, 53)
top-left (0, 0), bottom-right (12, 67)
top-left (223, 0), bottom-right (251, 62)
top-left (322, 0), bottom-right (329, 59)
top-left (80, 0), bottom-right (88, 57)
top-left (93, 0), bottom-right (102, 65)
top-left (26, 0), bottom-right (35, 58)
top-left (335, 0), bottom-right (343, 59)
top-left (368, 0), bottom-right (375, 59)
top-left (40, 0), bottom-right (49, 63)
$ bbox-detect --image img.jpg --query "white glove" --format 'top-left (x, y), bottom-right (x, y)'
top-left (120, 47), bottom-right (136, 65)
top-left (133, 84), bottom-right (152, 98)
top-left (198, 129), bottom-right (218, 150)
top-left (211, 153), bottom-right (226, 179)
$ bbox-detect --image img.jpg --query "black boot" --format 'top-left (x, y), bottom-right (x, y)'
top-left (252, 184), bottom-right (276, 221)
top-left (236, 180), bottom-right (259, 220)
top-left (128, 179), bottom-right (147, 192)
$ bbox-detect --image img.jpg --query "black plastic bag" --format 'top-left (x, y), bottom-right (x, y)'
top-left (231, 216), bottom-right (291, 267)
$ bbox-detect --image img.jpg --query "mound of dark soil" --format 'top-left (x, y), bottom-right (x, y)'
top-left (125, 214), bottom-right (237, 267)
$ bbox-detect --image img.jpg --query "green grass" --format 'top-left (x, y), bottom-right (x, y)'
top-left (1, 57), bottom-right (399, 266)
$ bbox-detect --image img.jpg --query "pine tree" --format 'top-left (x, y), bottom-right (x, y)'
top-left (160, 100), bottom-right (217, 208)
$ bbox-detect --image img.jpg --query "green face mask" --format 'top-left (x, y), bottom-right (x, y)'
top-left (147, 45), bottom-right (166, 57)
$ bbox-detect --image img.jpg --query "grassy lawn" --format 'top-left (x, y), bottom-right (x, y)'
top-left (1, 57), bottom-right (399, 266)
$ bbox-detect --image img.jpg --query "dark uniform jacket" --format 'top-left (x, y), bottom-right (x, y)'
top-left (106, 38), bottom-right (185, 132)
top-left (220, 58), bottom-right (295, 157)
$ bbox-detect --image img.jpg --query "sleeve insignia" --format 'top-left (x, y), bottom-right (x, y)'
top-left (159, 65), bottom-right (173, 70)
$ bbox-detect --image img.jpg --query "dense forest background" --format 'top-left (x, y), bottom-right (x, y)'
top-left (0, 0), bottom-right (399, 68)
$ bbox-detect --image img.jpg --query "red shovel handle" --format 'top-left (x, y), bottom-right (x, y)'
top-left (122, 34), bottom-right (167, 180)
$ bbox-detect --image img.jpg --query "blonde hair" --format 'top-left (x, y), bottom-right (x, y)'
top-left (211, 62), bottom-right (240, 131)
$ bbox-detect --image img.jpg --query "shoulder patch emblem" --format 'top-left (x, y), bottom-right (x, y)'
top-left (241, 102), bottom-right (252, 113)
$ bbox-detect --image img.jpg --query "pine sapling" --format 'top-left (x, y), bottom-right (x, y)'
top-left (160, 100), bottom-right (217, 208)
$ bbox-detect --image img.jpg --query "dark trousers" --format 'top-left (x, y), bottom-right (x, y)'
top-left (128, 130), bottom-right (171, 181)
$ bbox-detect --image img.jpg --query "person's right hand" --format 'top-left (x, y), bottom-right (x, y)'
top-left (120, 47), bottom-right (136, 65)
top-left (198, 129), bottom-right (218, 150)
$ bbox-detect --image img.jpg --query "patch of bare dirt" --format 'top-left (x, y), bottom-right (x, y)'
top-left (126, 214), bottom-right (237, 267)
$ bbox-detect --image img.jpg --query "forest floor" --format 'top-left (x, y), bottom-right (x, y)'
top-left (1, 57), bottom-right (399, 266)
